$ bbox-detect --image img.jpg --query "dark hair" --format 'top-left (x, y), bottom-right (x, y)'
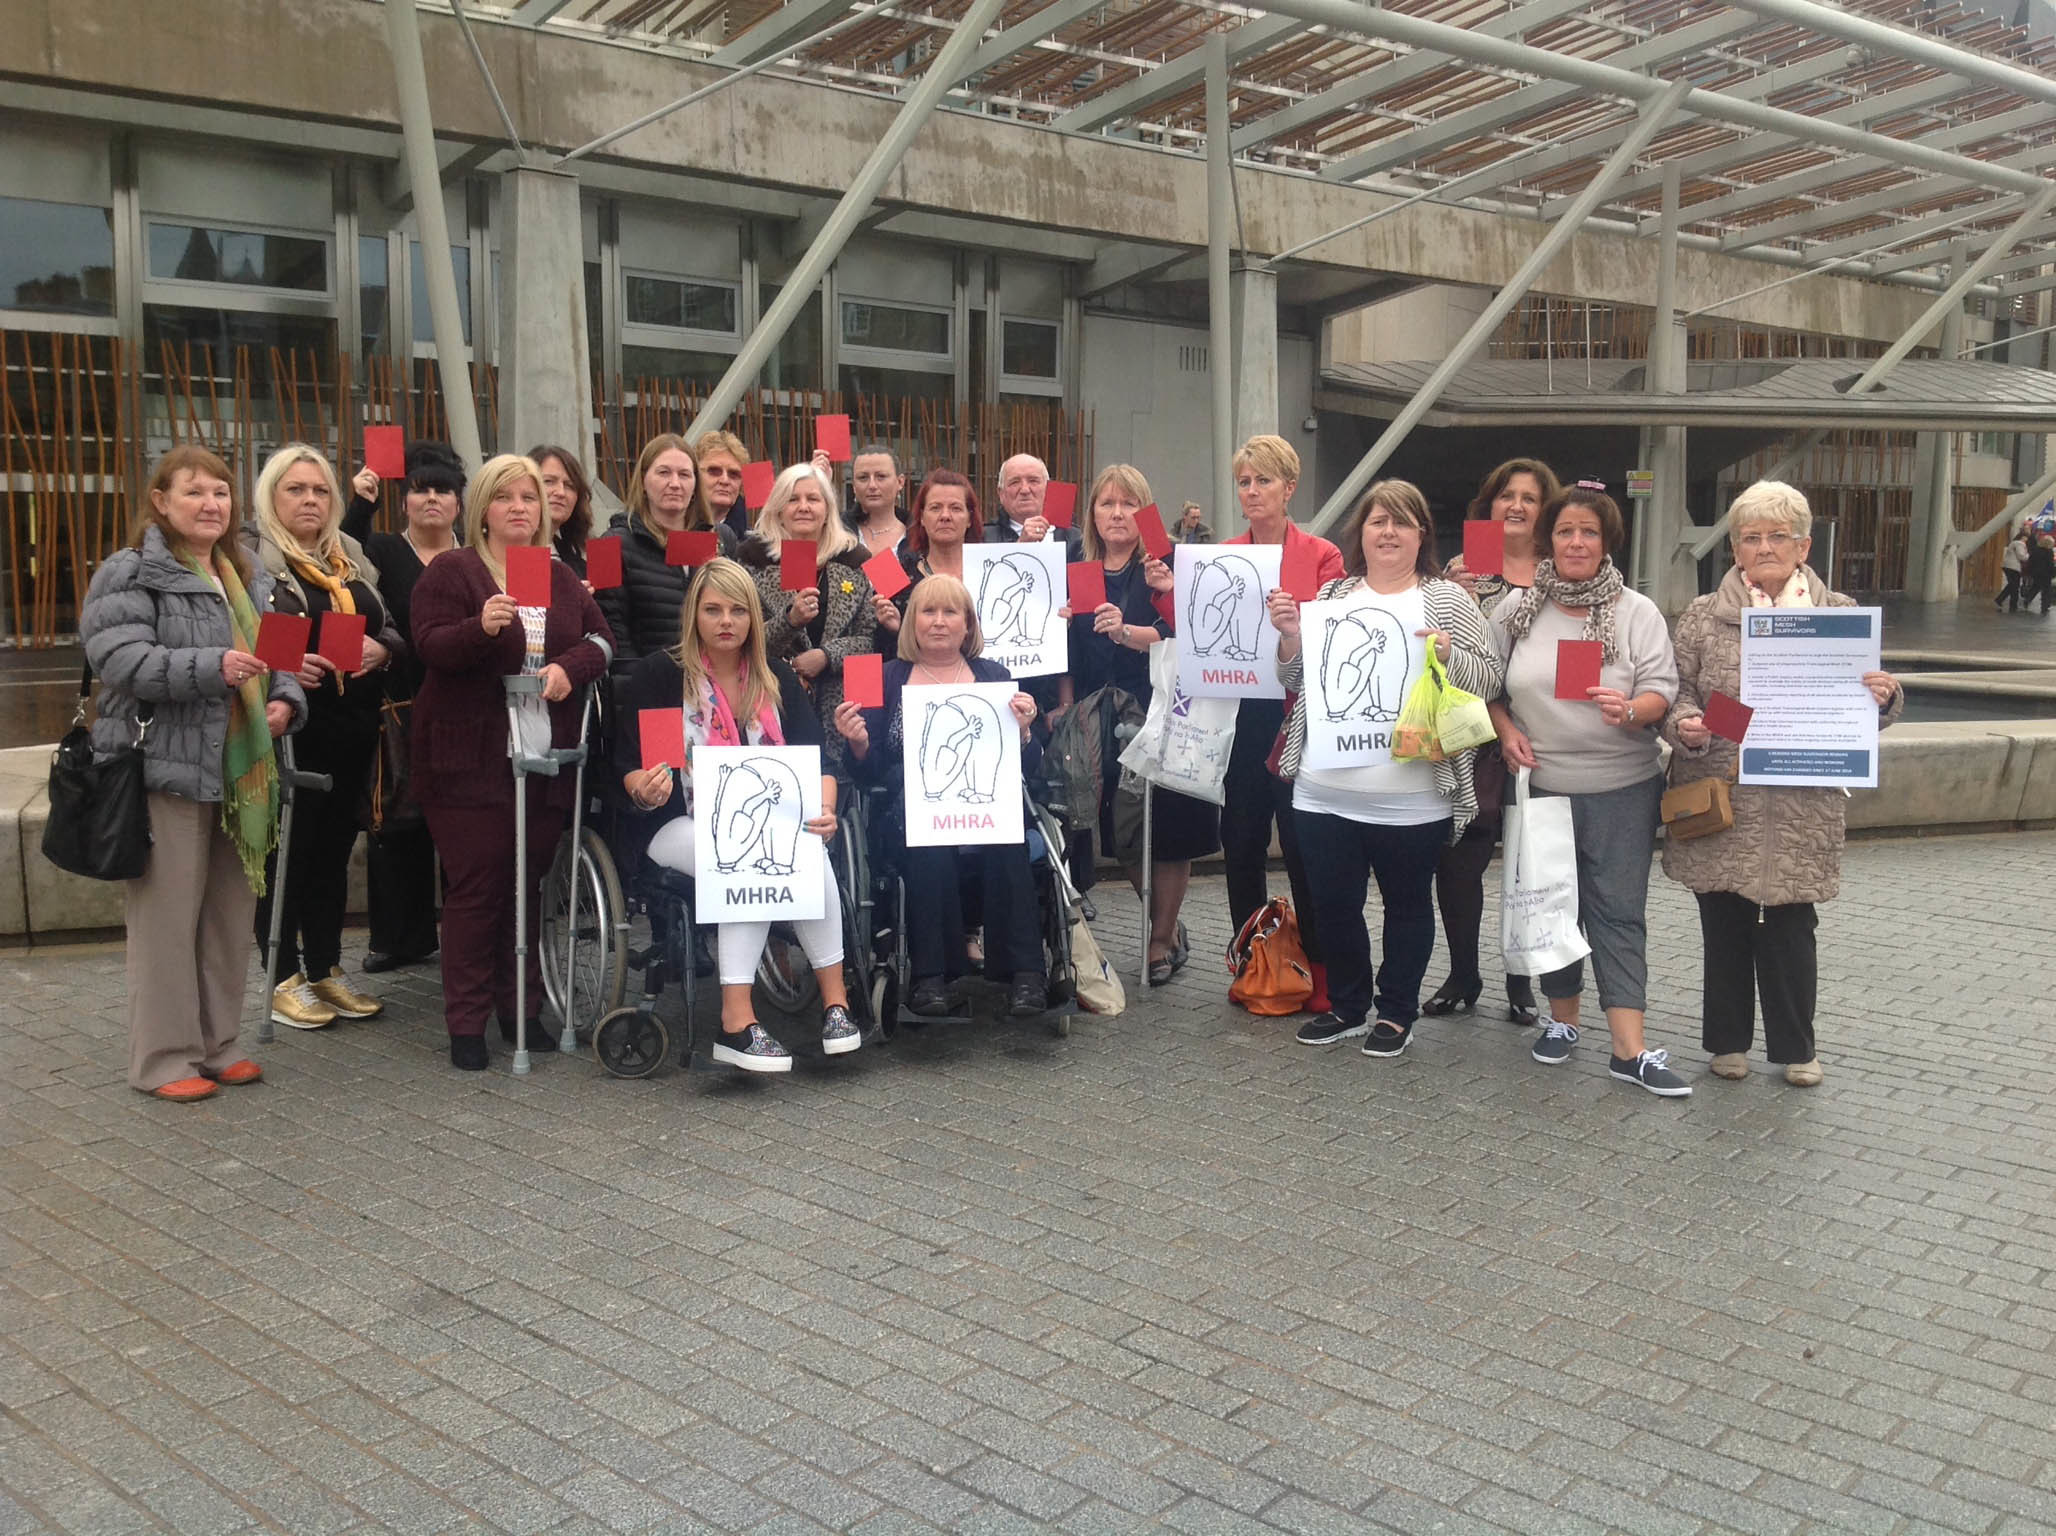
top-left (1467, 457), bottom-right (1560, 522)
top-left (854, 443), bottom-right (901, 472)
top-left (1340, 478), bottom-right (1440, 581)
top-left (1537, 485), bottom-right (1627, 558)
top-left (907, 469), bottom-right (983, 557)
top-left (404, 440), bottom-right (466, 497)
top-left (137, 443), bottom-right (254, 584)
top-left (527, 443), bottom-right (593, 555)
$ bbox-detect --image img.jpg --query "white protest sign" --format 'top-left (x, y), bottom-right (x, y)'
top-left (962, 540), bottom-right (1067, 679)
top-left (692, 744), bottom-right (825, 922)
top-left (1175, 543), bottom-right (1284, 699)
top-left (1295, 587), bottom-right (1427, 772)
top-left (901, 681), bottom-right (1026, 847)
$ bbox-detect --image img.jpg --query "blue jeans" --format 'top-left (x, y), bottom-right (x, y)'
top-left (1293, 810), bottom-right (1450, 1027)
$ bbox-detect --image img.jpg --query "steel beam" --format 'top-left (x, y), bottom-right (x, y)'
top-left (1913, 244), bottom-right (1966, 602)
top-left (1802, 195), bottom-right (2035, 265)
top-left (1206, 36), bottom-right (1236, 526)
top-left (1307, 80), bottom-right (1692, 537)
top-left (509, 0), bottom-right (577, 21)
top-left (1866, 212), bottom-right (2056, 277)
top-left (1723, 143), bottom-right (2056, 253)
top-left (711, 0), bottom-right (860, 67)
top-left (1724, 0), bottom-right (2056, 114)
top-left (1999, 268), bottom-right (2056, 300)
top-left (685, 0), bottom-right (1012, 441)
top-left (1643, 165), bottom-right (1694, 613)
top-left (1053, 17), bottom-right (1300, 135)
top-left (448, 0), bottom-right (525, 154)
top-left (958, 0), bottom-right (1105, 81)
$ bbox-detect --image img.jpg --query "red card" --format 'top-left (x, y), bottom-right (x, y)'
top-left (1463, 520), bottom-right (1505, 577)
top-left (1281, 542), bottom-right (1323, 602)
top-left (1555, 639), bottom-right (1603, 700)
top-left (1703, 689), bottom-right (1754, 743)
top-left (585, 535), bottom-right (623, 590)
top-left (1067, 561), bottom-right (1106, 614)
top-left (638, 708), bottom-right (686, 771)
top-left (665, 529), bottom-right (718, 567)
top-left (815, 414), bottom-right (852, 463)
top-left (254, 612), bottom-right (311, 673)
top-left (1042, 482), bottom-right (1078, 530)
top-left (1135, 504), bottom-right (1173, 562)
top-left (781, 541), bottom-right (818, 592)
top-left (863, 546), bottom-right (910, 600)
top-left (842, 651), bottom-right (884, 710)
top-left (363, 425), bottom-right (405, 480)
top-left (741, 460), bottom-right (776, 509)
top-left (316, 610), bottom-right (367, 672)
top-left (506, 544), bottom-right (553, 607)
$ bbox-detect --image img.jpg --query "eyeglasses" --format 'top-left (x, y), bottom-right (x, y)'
top-left (1736, 531), bottom-right (1798, 551)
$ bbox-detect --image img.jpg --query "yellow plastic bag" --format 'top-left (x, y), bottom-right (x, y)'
top-left (1433, 649), bottom-right (1498, 753)
top-left (1392, 638), bottom-right (1445, 762)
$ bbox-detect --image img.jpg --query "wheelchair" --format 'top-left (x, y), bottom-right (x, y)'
top-left (533, 685), bottom-right (629, 1049)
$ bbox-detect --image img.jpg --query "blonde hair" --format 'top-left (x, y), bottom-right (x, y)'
top-left (463, 454), bottom-right (551, 585)
top-left (1726, 480), bottom-right (1812, 542)
top-left (756, 463), bottom-right (855, 561)
top-left (254, 444), bottom-right (357, 580)
top-left (1080, 464), bottom-right (1154, 563)
top-left (1231, 433), bottom-right (1300, 485)
top-left (896, 574), bottom-right (984, 662)
top-left (627, 433), bottom-right (715, 540)
top-left (671, 557), bottom-right (780, 725)
top-left (690, 430), bottom-right (750, 471)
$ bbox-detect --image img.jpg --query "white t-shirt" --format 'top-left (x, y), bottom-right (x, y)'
top-left (1292, 582), bottom-right (1449, 825)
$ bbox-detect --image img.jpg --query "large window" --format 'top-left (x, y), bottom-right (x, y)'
top-left (0, 196), bottom-right (114, 317)
top-left (841, 298), bottom-right (949, 356)
top-left (1001, 318), bottom-right (1059, 382)
top-left (359, 236), bottom-right (391, 360)
top-left (409, 242), bottom-right (472, 345)
top-left (625, 273), bottom-right (738, 336)
top-left (147, 222), bottom-right (328, 293)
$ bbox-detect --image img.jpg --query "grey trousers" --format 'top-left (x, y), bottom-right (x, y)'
top-left (125, 792), bottom-right (258, 1090)
top-left (1535, 772), bottom-right (1663, 1014)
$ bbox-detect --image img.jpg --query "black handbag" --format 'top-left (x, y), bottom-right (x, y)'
top-left (42, 663), bottom-right (154, 881)
top-left (360, 694), bottom-right (423, 833)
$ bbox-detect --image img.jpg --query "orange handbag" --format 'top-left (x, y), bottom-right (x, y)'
top-left (1227, 898), bottom-right (1315, 1016)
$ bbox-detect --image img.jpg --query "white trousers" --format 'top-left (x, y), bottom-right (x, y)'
top-left (646, 814), bottom-right (845, 984)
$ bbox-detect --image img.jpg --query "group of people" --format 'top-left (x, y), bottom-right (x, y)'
top-left (81, 425), bottom-right (1898, 1103)
top-left (1996, 520), bottom-right (2056, 614)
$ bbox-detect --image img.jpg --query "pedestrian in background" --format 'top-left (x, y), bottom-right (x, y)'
top-left (1175, 501), bottom-right (1212, 544)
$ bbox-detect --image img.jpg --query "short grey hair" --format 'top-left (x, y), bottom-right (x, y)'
top-left (1727, 480), bottom-right (1812, 541)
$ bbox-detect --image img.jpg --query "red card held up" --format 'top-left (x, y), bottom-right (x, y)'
top-left (862, 546), bottom-right (910, 600)
top-left (254, 612), bottom-right (311, 673)
top-left (741, 459), bottom-right (777, 509)
top-left (585, 535), bottom-right (623, 590)
top-left (665, 529), bottom-right (718, 567)
top-left (316, 610), bottom-right (368, 672)
top-left (1067, 561), bottom-right (1107, 614)
top-left (363, 425), bottom-right (405, 480)
top-left (781, 541), bottom-right (818, 592)
top-left (1703, 689), bottom-right (1754, 743)
top-left (1135, 503), bottom-right (1173, 561)
top-left (1042, 482), bottom-right (1078, 530)
top-left (842, 651), bottom-right (884, 710)
top-left (638, 708), bottom-right (687, 772)
top-left (1462, 520), bottom-right (1506, 577)
top-left (1281, 542), bottom-right (1323, 602)
top-left (815, 414), bottom-right (852, 463)
top-left (506, 544), bottom-right (553, 608)
top-left (1555, 639), bottom-right (1603, 700)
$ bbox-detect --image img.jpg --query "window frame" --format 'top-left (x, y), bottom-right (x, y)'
top-left (620, 267), bottom-right (743, 344)
top-left (0, 193), bottom-right (121, 333)
top-left (997, 313), bottom-right (1063, 397)
top-left (140, 215), bottom-right (334, 313)
top-left (838, 293), bottom-right (953, 373)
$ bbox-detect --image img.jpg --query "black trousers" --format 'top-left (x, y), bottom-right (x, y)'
top-left (255, 733), bottom-right (374, 980)
top-left (1221, 699), bottom-right (1322, 962)
top-left (906, 843), bottom-right (1042, 982)
top-left (1696, 890), bottom-right (1818, 1064)
top-left (1996, 569), bottom-right (2022, 612)
top-left (1294, 810), bottom-right (1447, 1027)
top-left (367, 821), bottom-right (440, 959)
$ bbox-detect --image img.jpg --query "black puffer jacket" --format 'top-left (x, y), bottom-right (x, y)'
top-left (737, 534), bottom-right (877, 772)
top-left (592, 512), bottom-right (738, 662)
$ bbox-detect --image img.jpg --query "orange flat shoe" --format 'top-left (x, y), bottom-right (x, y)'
top-left (203, 1060), bottom-right (263, 1086)
top-left (150, 1077), bottom-right (218, 1102)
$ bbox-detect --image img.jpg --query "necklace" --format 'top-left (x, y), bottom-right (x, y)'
top-left (404, 527), bottom-right (452, 564)
top-left (913, 657), bottom-right (969, 685)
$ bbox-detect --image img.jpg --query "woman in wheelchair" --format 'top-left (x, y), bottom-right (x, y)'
top-left (617, 558), bottom-right (860, 1073)
top-left (833, 575), bottom-right (1047, 1019)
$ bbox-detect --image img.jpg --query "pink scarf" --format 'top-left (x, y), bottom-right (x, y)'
top-left (699, 675), bottom-right (784, 748)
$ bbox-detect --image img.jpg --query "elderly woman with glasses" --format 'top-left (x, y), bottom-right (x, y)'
top-left (1662, 480), bottom-right (1901, 1088)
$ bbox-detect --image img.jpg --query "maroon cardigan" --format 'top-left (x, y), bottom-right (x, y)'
top-left (409, 548), bottom-right (614, 810)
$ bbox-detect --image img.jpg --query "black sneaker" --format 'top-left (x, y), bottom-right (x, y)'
top-left (1531, 1019), bottom-right (1578, 1064)
top-left (1007, 974), bottom-right (1047, 1018)
top-left (1609, 1049), bottom-right (1693, 1097)
top-left (908, 978), bottom-right (949, 1016)
top-left (1361, 1021), bottom-right (1412, 1058)
top-left (821, 1005), bottom-right (862, 1056)
top-left (1295, 1013), bottom-right (1367, 1046)
top-left (712, 1023), bottom-right (793, 1073)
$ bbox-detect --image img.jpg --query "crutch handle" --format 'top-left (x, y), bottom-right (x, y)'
top-left (504, 674), bottom-right (545, 697)
top-left (287, 769), bottom-right (332, 792)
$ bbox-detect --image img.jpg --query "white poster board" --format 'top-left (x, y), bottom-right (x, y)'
top-left (1737, 606), bottom-right (1882, 787)
top-left (1174, 543), bottom-right (1284, 699)
top-left (1294, 588), bottom-right (1427, 771)
top-left (901, 681), bottom-right (1026, 847)
top-left (962, 540), bottom-right (1068, 679)
top-left (692, 744), bottom-right (825, 921)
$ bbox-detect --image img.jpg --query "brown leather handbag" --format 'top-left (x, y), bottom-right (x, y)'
top-left (1661, 775), bottom-right (1733, 841)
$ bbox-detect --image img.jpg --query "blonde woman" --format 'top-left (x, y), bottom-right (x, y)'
top-left (618, 558), bottom-right (857, 1071)
top-left (740, 462), bottom-right (878, 770)
top-left (595, 433), bottom-right (735, 662)
top-left (410, 455), bottom-right (615, 1071)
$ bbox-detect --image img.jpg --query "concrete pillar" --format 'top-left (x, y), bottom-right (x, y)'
top-left (1231, 260), bottom-right (1280, 447)
top-left (1643, 168), bottom-right (1696, 615)
top-left (498, 163), bottom-right (593, 466)
top-left (1907, 245), bottom-right (1966, 602)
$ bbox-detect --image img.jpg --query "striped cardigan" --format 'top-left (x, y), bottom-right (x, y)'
top-left (1276, 574), bottom-right (1505, 843)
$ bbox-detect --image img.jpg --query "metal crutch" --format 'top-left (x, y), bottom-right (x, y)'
top-left (552, 686), bottom-right (600, 1055)
top-left (257, 734), bottom-right (332, 1044)
top-left (503, 675), bottom-right (589, 1076)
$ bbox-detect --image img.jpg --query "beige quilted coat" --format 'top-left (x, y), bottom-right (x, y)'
top-left (1660, 565), bottom-right (1903, 907)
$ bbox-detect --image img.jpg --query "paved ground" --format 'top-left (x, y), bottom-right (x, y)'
top-left (3, 832), bottom-right (2054, 1535)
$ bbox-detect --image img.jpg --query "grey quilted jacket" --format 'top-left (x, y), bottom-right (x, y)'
top-left (80, 526), bottom-right (308, 803)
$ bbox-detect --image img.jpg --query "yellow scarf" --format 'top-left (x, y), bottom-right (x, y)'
top-left (286, 542), bottom-right (357, 690)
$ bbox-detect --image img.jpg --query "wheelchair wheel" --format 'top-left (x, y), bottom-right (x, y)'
top-left (869, 967), bottom-right (898, 1042)
top-left (593, 1006), bottom-right (669, 1079)
top-left (541, 827), bottom-right (628, 1038)
top-left (756, 932), bottom-right (820, 1015)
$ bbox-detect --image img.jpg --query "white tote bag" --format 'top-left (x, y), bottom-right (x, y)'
top-left (1500, 767), bottom-right (1592, 975)
top-left (1117, 637), bottom-right (1239, 805)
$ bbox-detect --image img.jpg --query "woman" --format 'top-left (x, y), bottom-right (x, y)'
top-left (1997, 524), bottom-right (2025, 613)
top-left (595, 434), bottom-right (735, 662)
top-left (849, 443), bottom-right (908, 557)
top-left (1269, 480), bottom-right (1502, 1057)
top-left (1215, 435), bottom-right (1345, 1011)
top-left (249, 444), bottom-right (402, 1029)
top-left (1060, 464), bottom-right (1217, 984)
top-left (410, 454), bottom-right (614, 1070)
top-left (532, 443), bottom-right (593, 579)
top-left (1423, 457), bottom-right (1561, 1025)
top-left (1664, 481), bottom-right (1902, 1087)
top-left (80, 445), bottom-right (306, 1100)
top-left (739, 462), bottom-right (877, 771)
top-left (618, 558), bottom-right (858, 1071)
top-left (871, 468), bottom-right (980, 644)
top-left (834, 575), bottom-right (1045, 1018)
top-left (1486, 484), bottom-right (1689, 1097)
top-left (692, 430), bottom-right (753, 542)
top-left (342, 440), bottom-right (462, 973)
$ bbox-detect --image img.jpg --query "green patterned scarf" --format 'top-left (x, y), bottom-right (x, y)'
top-left (182, 549), bottom-right (281, 894)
